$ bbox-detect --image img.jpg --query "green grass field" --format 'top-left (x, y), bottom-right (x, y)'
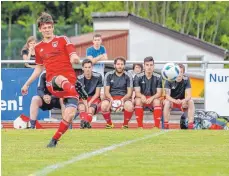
top-left (2, 129), bottom-right (229, 176)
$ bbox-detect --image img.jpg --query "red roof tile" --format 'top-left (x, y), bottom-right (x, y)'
top-left (70, 30), bottom-right (128, 46)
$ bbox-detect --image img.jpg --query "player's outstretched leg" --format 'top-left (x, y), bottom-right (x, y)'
top-left (47, 99), bottom-right (77, 148)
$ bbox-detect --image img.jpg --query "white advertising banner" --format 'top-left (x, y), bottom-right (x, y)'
top-left (205, 69), bottom-right (229, 116)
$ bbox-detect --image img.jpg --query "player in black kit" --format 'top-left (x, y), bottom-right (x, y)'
top-left (77, 59), bottom-right (103, 128)
top-left (134, 56), bottom-right (163, 128)
top-left (101, 57), bottom-right (134, 129)
top-left (163, 64), bottom-right (195, 129)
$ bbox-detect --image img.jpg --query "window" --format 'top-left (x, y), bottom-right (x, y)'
top-left (187, 56), bottom-right (203, 70)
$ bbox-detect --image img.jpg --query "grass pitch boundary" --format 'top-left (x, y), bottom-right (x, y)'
top-left (29, 130), bottom-right (169, 176)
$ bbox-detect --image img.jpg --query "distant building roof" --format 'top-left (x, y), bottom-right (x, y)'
top-left (92, 12), bottom-right (226, 57)
top-left (70, 30), bottom-right (128, 46)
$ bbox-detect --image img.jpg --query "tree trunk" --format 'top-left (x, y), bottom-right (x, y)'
top-left (178, 1), bottom-right (183, 26)
top-left (165, 1), bottom-right (170, 24)
top-left (196, 22), bottom-right (200, 38)
top-left (137, 1), bottom-right (142, 16)
top-left (125, 1), bottom-right (129, 11)
top-left (201, 19), bottom-right (206, 40)
top-left (181, 2), bottom-right (189, 33)
top-left (212, 15), bottom-right (220, 44)
top-left (161, 1), bottom-right (166, 26)
top-left (144, 1), bottom-right (149, 17)
top-left (153, 2), bottom-right (159, 23)
top-left (132, 1), bottom-right (136, 14)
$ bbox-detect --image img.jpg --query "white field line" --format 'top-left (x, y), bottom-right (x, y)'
top-left (30, 130), bottom-right (170, 176)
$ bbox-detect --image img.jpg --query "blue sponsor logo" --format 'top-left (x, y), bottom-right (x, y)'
top-left (209, 73), bottom-right (229, 82)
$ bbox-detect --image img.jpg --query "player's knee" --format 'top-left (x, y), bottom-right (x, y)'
top-left (188, 99), bottom-right (194, 106)
top-left (101, 100), bottom-right (110, 111)
top-left (163, 99), bottom-right (170, 108)
top-left (153, 98), bottom-right (161, 106)
top-left (55, 75), bottom-right (67, 87)
top-left (124, 101), bottom-right (134, 111)
top-left (88, 107), bottom-right (95, 115)
top-left (78, 104), bottom-right (86, 112)
top-left (135, 98), bottom-right (142, 106)
top-left (64, 107), bottom-right (77, 120)
top-left (31, 96), bottom-right (42, 105)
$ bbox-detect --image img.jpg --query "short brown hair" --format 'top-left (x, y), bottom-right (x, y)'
top-left (37, 12), bottom-right (54, 28)
top-left (82, 59), bottom-right (93, 67)
top-left (114, 56), bottom-right (126, 65)
top-left (178, 63), bottom-right (185, 73)
top-left (93, 34), bottom-right (102, 39)
top-left (144, 56), bottom-right (154, 64)
top-left (133, 64), bottom-right (143, 71)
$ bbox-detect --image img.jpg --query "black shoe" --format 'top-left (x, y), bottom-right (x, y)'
top-left (85, 121), bottom-right (92, 129)
top-left (47, 138), bottom-right (58, 148)
top-left (80, 120), bottom-right (86, 129)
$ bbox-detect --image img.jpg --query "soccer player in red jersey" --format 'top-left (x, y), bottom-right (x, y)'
top-left (21, 12), bottom-right (81, 147)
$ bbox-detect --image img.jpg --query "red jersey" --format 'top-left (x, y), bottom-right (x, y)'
top-left (35, 35), bottom-right (77, 83)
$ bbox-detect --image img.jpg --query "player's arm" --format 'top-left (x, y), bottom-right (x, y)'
top-left (165, 88), bottom-right (177, 103)
top-left (100, 47), bottom-right (108, 60)
top-left (87, 55), bottom-right (104, 64)
top-left (21, 65), bottom-right (44, 95)
top-left (134, 75), bottom-right (143, 98)
top-left (104, 86), bottom-right (112, 100)
top-left (152, 77), bottom-right (163, 99)
top-left (154, 88), bottom-right (162, 99)
top-left (63, 36), bottom-right (80, 64)
top-left (104, 72), bottom-right (113, 101)
top-left (70, 53), bottom-right (80, 64)
top-left (75, 81), bottom-right (88, 100)
top-left (122, 73), bottom-right (133, 101)
top-left (183, 78), bottom-right (192, 102)
top-left (122, 87), bottom-right (133, 101)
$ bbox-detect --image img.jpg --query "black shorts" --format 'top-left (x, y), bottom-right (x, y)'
top-left (40, 98), bottom-right (61, 111)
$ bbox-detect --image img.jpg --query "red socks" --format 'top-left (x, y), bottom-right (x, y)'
top-left (87, 113), bottom-right (93, 123)
top-left (102, 111), bottom-right (112, 125)
top-left (61, 80), bottom-right (76, 94)
top-left (53, 120), bottom-right (69, 140)
top-left (188, 122), bottom-right (194, 129)
top-left (123, 110), bottom-right (133, 126)
top-left (153, 106), bottom-right (162, 128)
top-left (135, 106), bottom-right (144, 127)
top-left (164, 121), bottom-right (169, 129)
top-left (79, 112), bottom-right (88, 121)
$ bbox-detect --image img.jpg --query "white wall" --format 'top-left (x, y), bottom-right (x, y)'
top-left (93, 18), bottom-right (130, 30)
top-left (128, 21), bottom-right (224, 70)
top-left (93, 18), bottom-right (224, 71)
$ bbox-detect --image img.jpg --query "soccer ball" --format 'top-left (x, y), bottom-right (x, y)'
top-left (161, 63), bottom-right (180, 81)
top-left (111, 100), bottom-right (123, 112)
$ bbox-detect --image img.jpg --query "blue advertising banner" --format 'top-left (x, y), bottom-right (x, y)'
top-left (1, 68), bottom-right (49, 121)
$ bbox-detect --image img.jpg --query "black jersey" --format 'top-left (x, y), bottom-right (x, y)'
top-left (164, 75), bottom-right (191, 99)
top-left (77, 72), bottom-right (103, 96)
top-left (104, 70), bottom-right (133, 96)
top-left (134, 72), bottom-right (162, 96)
